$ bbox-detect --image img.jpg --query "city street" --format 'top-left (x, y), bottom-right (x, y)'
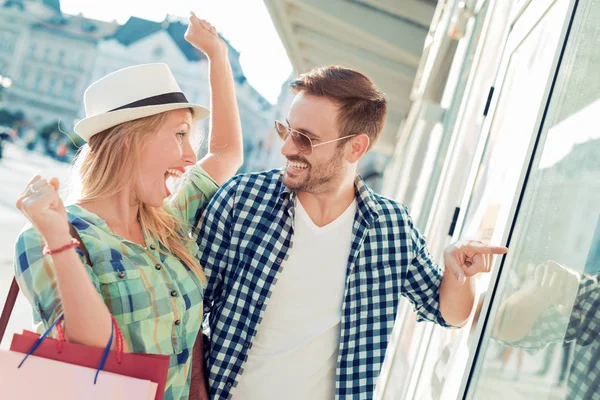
top-left (0, 142), bottom-right (71, 348)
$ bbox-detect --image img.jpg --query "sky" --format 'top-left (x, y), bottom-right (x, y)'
top-left (60, 0), bottom-right (293, 104)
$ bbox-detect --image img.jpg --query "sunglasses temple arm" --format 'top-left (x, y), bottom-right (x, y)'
top-left (313, 135), bottom-right (356, 147)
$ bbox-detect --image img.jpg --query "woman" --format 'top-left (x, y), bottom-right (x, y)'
top-left (13, 13), bottom-right (240, 399)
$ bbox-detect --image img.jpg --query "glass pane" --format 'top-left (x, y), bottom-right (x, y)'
top-left (383, 307), bottom-right (429, 398)
top-left (460, 0), bottom-right (570, 245)
top-left (458, 6), bottom-right (572, 395)
top-left (417, 0), bottom-right (494, 230)
top-left (423, 0), bottom-right (514, 261)
top-left (410, 1), bottom-right (514, 398)
top-left (468, 0), bottom-right (600, 399)
top-left (383, 0), bottom-right (569, 397)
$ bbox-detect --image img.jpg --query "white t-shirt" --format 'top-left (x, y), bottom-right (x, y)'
top-left (232, 199), bottom-right (357, 400)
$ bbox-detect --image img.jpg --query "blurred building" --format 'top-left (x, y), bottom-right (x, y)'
top-left (89, 15), bottom-right (273, 170)
top-left (88, 16), bottom-right (210, 112)
top-left (0, 0), bottom-right (117, 129)
top-left (243, 76), bottom-right (294, 172)
top-left (0, 1), bottom-right (273, 170)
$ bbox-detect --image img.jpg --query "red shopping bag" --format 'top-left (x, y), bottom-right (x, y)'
top-left (9, 314), bottom-right (170, 400)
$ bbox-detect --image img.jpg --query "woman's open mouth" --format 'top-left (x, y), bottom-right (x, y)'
top-left (164, 168), bottom-right (185, 196)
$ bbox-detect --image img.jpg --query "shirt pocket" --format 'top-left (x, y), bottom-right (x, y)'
top-left (359, 264), bottom-right (398, 324)
top-left (94, 259), bottom-right (153, 324)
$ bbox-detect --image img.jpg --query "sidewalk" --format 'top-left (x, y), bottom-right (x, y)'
top-left (0, 143), bottom-right (71, 348)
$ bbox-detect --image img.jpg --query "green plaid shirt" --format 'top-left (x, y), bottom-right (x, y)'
top-left (14, 166), bottom-right (219, 400)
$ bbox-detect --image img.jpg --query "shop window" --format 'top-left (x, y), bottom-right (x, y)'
top-left (467, 1), bottom-right (600, 399)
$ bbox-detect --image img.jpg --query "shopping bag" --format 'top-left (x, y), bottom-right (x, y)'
top-left (4, 313), bottom-right (170, 399)
top-left (0, 349), bottom-right (158, 399)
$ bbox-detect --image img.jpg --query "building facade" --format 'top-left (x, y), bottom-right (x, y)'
top-left (242, 76), bottom-right (293, 172)
top-left (89, 15), bottom-right (272, 170)
top-left (0, 1), bottom-right (274, 170)
top-left (0, 0), bottom-right (117, 129)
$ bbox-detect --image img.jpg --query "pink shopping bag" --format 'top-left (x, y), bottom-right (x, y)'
top-left (2, 312), bottom-right (169, 399)
top-left (0, 348), bottom-right (158, 399)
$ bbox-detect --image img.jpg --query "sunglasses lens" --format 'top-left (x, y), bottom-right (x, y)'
top-left (291, 133), bottom-right (312, 154)
top-left (275, 121), bottom-right (313, 154)
top-left (275, 121), bottom-right (287, 140)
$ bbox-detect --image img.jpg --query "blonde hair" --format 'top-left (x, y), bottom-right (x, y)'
top-left (74, 111), bottom-right (206, 284)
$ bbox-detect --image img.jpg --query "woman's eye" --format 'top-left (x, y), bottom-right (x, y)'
top-left (176, 132), bottom-right (186, 139)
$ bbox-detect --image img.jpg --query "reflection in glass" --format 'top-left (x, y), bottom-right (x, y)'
top-left (469, 0), bottom-right (600, 399)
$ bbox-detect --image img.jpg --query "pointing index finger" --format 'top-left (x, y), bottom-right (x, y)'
top-left (468, 245), bottom-right (509, 255)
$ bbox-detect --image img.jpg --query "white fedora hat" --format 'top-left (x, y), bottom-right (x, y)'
top-left (74, 63), bottom-right (210, 142)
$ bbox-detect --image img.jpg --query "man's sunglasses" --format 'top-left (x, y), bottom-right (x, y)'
top-left (275, 120), bottom-right (356, 155)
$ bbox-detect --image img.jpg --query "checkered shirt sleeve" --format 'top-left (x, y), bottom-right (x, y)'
top-left (565, 273), bottom-right (600, 345)
top-left (14, 225), bottom-right (98, 330)
top-left (401, 205), bottom-right (452, 327)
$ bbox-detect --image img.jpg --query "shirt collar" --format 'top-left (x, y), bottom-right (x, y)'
top-left (353, 174), bottom-right (381, 224)
top-left (276, 172), bottom-right (381, 221)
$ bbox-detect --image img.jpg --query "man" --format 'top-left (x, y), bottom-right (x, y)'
top-left (196, 66), bottom-right (507, 399)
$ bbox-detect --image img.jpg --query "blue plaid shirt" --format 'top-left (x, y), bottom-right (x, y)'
top-left (196, 169), bottom-right (451, 399)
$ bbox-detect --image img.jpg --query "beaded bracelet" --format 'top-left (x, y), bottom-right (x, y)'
top-left (42, 238), bottom-right (80, 256)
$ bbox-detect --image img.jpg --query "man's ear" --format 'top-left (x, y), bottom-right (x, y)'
top-left (347, 134), bottom-right (370, 163)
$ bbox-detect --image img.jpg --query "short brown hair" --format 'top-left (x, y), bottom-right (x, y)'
top-left (290, 66), bottom-right (387, 150)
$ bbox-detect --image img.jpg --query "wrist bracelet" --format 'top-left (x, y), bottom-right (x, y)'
top-left (42, 238), bottom-right (80, 256)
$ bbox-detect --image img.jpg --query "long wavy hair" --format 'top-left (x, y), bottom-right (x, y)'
top-left (73, 111), bottom-right (206, 284)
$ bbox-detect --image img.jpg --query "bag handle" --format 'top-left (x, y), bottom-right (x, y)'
top-left (0, 222), bottom-right (92, 343)
top-left (18, 312), bottom-right (124, 384)
top-left (0, 278), bottom-right (19, 344)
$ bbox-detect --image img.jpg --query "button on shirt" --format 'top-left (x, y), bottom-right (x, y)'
top-left (196, 169), bottom-right (451, 400)
top-left (14, 166), bottom-right (219, 400)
